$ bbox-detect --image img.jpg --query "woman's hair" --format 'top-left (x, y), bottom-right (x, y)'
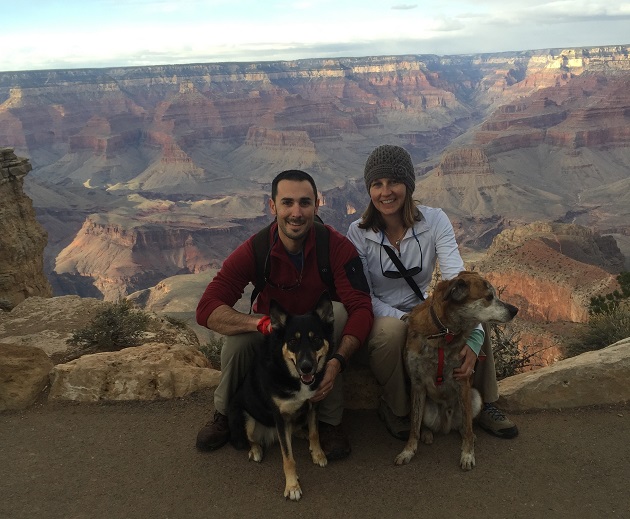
top-left (358, 187), bottom-right (421, 231)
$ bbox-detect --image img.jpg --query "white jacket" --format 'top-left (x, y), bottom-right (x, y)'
top-left (346, 205), bottom-right (464, 318)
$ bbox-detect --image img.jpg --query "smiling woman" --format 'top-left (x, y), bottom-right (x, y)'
top-left (346, 144), bottom-right (519, 441)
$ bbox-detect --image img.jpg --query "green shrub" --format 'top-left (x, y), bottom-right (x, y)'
top-left (567, 272), bottom-right (630, 357)
top-left (163, 315), bottom-right (188, 329)
top-left (67, 299), bottom-right (150, 352)
top-left (589, 272), bottom-right (630, 315)
top-left (566, 304), bottom-right (630, 357)
top-left (490, 323), bottom-right (542, 380)
top-left (199, 337), bottom-right (224, 370)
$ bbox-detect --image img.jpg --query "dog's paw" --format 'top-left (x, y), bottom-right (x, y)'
top-left (394, 449), bottom-right (415, 466)
top-left (310, 447), bottom-right (328, 467)
top-left (284, 483), bottom-right (302, 501)
top-left (420, 428), bottom-right (434, 445)
top-left (460, 451), bottom-right (475, 471)
top-left (248, 444), bottom-right (263, 463)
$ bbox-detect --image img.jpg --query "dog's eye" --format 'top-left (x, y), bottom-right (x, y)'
top-left (287, 338), bottom-right (300, 348)
top-left (486, 294), bottom-right (494, 302)
top-left (311, 337), bottom-right (324, 347)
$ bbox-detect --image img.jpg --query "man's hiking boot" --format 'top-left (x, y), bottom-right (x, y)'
top-left (196, 411), bottom-right (230, 451)
top-left (476, 402), bottom-right (519, 439)
top-left (377, 399), bottom-right (410, 440)
top-left (318, 421), bottom-right (351, 460)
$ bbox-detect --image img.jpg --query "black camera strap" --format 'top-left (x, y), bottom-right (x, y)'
top-left (382, 245), bottom-right (425, 301)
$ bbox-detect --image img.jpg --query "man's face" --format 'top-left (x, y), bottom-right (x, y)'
top-left (269, 179), bottom-right (319, 247)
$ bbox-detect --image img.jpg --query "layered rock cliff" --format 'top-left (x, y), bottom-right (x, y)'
top-left (0, 148), bottom-right (52, 306)
top-left (2, 46), bottom-right (630, 299)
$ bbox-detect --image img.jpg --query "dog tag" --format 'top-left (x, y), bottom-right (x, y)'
top-left (445, 332), bottom-right (455, 343)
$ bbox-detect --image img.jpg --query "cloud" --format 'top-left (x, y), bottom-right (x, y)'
top-left (392, 4), bottom-right (417, 9)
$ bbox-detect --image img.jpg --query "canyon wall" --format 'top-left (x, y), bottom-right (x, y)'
top-left (1, 45), bottom-right (630, 301)
top-left (0, 148), bottom-right (52, 306)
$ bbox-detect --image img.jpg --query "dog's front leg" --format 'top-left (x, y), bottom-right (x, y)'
top-left (277, 419), bottom-right (302, 501)
top-left (245, 416), bottom-right (264, 462)
top-left (394, 382), bottom-right (426, 465)
top-left (307, 404), bottom-right (327, 467)
top-left (458, 381), bottom-right (475, 471)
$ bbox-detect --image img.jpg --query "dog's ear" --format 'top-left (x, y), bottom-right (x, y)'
top-left (444, 278), bottom-right (469, 303)
top-left (313, 292), bottom-right (335, 325)
top-left (269, 299), bottom-right (288, 330)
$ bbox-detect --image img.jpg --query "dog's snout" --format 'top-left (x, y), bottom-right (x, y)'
top-left (298, 357), bottom-right (315, 375)
top-left (507, 303), bottom-right (518, 318)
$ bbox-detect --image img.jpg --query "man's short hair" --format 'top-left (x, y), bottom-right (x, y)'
top-left (271, 170), bottom-right (318, 201)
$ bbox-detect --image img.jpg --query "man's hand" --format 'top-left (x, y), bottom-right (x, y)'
top-left (453, 343), bottom-right (477, 381)
top-left (310, 358), bottom-right (342, 402)
top-left (256, 315), bottom-right (272, 335)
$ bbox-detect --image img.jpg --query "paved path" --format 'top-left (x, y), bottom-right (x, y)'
top-left (1, 390), bottom-right (629, 519)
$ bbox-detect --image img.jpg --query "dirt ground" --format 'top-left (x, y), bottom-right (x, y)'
top-left (1, 390), bottom-right (629, 519)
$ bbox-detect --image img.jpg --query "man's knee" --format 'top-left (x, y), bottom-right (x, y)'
top-left (221, 332), bottom-right (261, 365)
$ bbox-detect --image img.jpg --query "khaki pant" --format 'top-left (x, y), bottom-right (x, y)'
top-left (213, 302), bottom-right (348, 426)
top-left (357, 317), bottom-right (499, 418)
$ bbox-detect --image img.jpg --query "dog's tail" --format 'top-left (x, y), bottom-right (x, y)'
top-left (227, 405), bottom-right (249, 450)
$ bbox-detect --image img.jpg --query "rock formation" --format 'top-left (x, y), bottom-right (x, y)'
top-left (0, 295), bottom-right (219, 410)
top-left (1, 292), bottom-right (629, 413)
top-left (0, 148), bottom-right (52, 306)
top-left (475, 222), bottom-right (623, 324)
top-left (498, 338), bottom-right (630, 411)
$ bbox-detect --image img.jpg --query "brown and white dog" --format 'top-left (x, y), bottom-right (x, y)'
top-left (395, 271), bottom-right (518, 470)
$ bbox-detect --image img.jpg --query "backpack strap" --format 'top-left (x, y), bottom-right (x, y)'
top-left (313, 221), bottom-right (333, 290)
top-left (248, 218), bottom-right (334, 313)
top-left (250, 222), bottom-right (273, 313)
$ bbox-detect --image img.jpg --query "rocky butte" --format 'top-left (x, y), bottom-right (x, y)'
top-left (0, 148), bottom-right (51, 307)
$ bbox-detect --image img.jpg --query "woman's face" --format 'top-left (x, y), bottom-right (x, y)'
top-left (369, 177), bottom-right (407, 216)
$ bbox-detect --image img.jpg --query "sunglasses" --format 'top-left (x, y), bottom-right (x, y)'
top-left (263, 233), bottom-right (304, 291)
top-left (379, 233), bottom-right (423, 279)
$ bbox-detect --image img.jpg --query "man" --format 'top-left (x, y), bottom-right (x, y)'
top-left (195, 169), bottom-right (374, 460)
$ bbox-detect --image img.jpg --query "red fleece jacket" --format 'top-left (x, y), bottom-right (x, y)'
top-left (196, 222), bottom-right (373, 345)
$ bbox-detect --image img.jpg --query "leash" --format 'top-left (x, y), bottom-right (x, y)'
top-left (427, 305), bottom-right (456, 386)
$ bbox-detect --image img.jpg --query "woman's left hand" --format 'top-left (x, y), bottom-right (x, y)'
top-left (453, 344), bottom-right (477, 380)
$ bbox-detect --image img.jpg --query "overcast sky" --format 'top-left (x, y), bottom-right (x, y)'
top-left (1, 0), bottom-right (629, 72)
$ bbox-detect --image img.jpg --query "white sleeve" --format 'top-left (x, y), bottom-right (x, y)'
top-left (433, 208), bottom-right (464, 281)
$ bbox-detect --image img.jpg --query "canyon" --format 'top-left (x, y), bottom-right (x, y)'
top-left (1, 45), bottom-right (630, 358)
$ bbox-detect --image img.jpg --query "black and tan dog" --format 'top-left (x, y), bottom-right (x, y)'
top-left (228, 293), bottom-right (334, 500)
top-left (395, 271), bottom-right (518, 470)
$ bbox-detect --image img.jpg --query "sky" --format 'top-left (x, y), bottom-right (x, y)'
top-left (1, 0), bottom-right (629, 72)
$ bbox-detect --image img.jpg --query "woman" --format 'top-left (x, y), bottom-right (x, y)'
top-left (346, 144), bottom-right (517, 440)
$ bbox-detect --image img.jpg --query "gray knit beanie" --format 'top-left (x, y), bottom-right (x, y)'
top-left (364, 145), bottom-right (415, 194)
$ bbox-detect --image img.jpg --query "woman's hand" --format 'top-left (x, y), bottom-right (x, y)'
top-left (453, 344), bottom-right (477, 380)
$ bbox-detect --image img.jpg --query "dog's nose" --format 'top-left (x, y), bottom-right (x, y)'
top-left (508, 304), bottom-right (518, 317)
top-left (298, 359), bottom-right (314, 375)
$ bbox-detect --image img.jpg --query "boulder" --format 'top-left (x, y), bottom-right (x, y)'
top-left (498, 338), bottom-right (630, 411)
top-left (0, 342), bottom-right (53, 411)
top-left (49, 342), bottom-right (220, 402)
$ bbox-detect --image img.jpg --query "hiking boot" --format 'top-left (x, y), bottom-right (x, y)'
top-left (318, 421), bottom-right (351, 460)
top-left (477, 403), bottom-right (519, 439)
top-left (377, 400), bottom-right (410, 440)
top-left (196, 411), bottom-right (230, 451)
